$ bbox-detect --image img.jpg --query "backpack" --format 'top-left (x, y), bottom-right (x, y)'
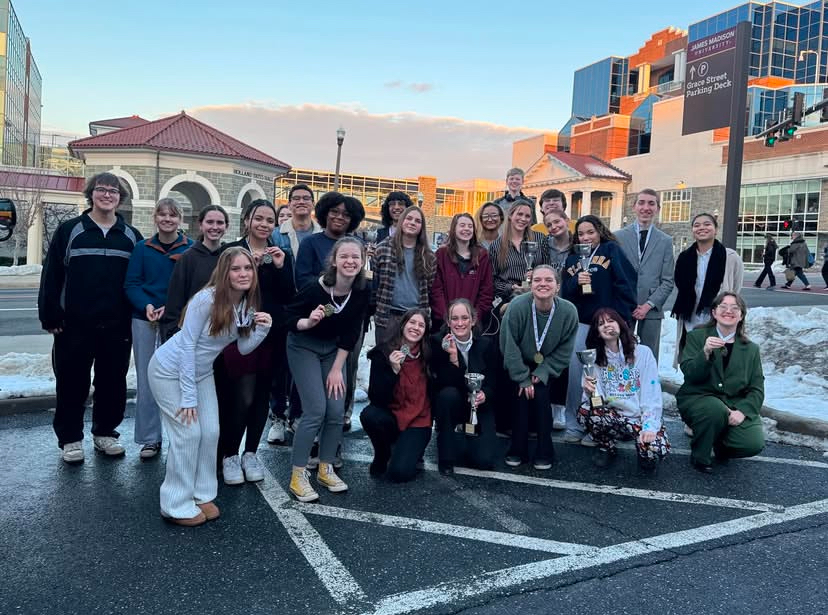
top-left (808, 252), bottom-right (815, 267)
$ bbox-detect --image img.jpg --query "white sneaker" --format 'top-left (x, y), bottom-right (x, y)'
top-left (241, 452), bottom-right (265, 482)
top-left (93, 436), bottom-right (125, 456)
top-left (222, 455), bottom-right (244, 485)
top-left (580, 434), bottom-right (598, 448)
top-left (267, 418), bottom-right (287, 444)
top-left (552, 404), bottom-right (566, 430)
top-left (62, 441), bottom-right (84, 464)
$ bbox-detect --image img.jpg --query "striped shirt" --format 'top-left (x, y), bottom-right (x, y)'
top-left (490, 230), bottom-right (549, 302)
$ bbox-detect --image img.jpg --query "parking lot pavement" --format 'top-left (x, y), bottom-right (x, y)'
top-left (2, 406), bottom-right (828, 615)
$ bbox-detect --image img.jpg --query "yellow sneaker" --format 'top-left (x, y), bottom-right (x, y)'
top-left (317, 462), bottom-right (348, 493)
top-left (289, 467), bottom-right (319, 502)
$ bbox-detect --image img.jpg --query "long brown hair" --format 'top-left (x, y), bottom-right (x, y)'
top-left (586, 307), bottom-right (636, 367)
top-left (386, 308), bottom-right (432, 377)
top-left (497, 202), bottom-right (532, 268)
top-left (321, 236), bottom-right (367, 290)
top-left (389, 206), bottom-right (435, 280)
top-left (205, 247), bottom-right (260, 338)
top-left (445, 212), bottom-right (482, 268)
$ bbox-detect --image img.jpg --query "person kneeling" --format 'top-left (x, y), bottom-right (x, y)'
top-left (576, 308), bottom-right (669, 471)
top-left (362, 309), bottom-right (432, 482)
top-left (677, 292), bottom-right (764, 474)
top-left (431, 299), bottom-right (498, 475)
top-left (500, 265), bottom-right (578, 470)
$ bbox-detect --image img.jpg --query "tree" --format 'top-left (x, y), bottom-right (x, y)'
top-left (1, 174), bottom-right (48, 266)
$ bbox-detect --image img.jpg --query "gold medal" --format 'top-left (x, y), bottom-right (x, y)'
top-left (322, 304), bottom-right (335, 318)
top-left (534, 352), bottom-right (544, 365)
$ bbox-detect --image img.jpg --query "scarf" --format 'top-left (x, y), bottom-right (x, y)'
top-left (672, 240), bottom-right (727, 320)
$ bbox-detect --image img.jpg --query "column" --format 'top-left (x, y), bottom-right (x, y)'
top-left (26, 206), bottom-right (44, 266)
top-left (581, 190), bottom-right (592, 217)
top-left (609, 192), bottom-right (623, 230)
top-left (674, 49), bottom-right (687, 84)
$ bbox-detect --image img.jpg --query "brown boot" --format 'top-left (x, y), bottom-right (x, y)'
top-left (197, 501), bottom-right (220, 521)
top-left (162, 511), bottom-right (207, 527)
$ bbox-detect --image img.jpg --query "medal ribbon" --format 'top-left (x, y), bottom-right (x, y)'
top-left (532, 301), bottom-right (554, 356)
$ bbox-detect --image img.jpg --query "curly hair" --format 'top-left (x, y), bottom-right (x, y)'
top-left (380, 191), bottom-right (413, 228)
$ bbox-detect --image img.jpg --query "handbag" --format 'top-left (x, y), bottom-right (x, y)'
top-left (784, 268), bottom-right (796, 283)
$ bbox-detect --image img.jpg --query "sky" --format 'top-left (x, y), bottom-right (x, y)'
top-left (18, 0), bottom-right (743, 181)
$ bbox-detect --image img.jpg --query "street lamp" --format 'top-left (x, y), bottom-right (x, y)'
top-left (798, 49), bottom-right (819, 90)
top-left (333, 126), bottom-right (346, 191)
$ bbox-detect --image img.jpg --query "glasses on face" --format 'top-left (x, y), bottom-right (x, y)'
top-left (716, 304), bottom-right (741, 314)
top-left (93, 187), bottom-right (121, 196)
top-left (328, 208), bottom-right (352, 220)
top-left (290, 195), bottom-right (313, 203)
top-left (481, 214), bottom-right (500, 221)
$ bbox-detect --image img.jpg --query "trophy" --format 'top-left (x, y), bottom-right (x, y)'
top-left (521, 240), bottom-right (539, 288)
top-left (576, 349), bottom-right (604, 409)
top-left (362, 225), bottom-right (378, 280)
top-left (575, 243), bottom-right (594, 295)
top-left (464, 373), bottom-right (485, 435)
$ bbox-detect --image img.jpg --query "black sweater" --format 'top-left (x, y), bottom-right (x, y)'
top-left (429, 332), bottom-right (497, 404)
top-left (159, 242), bottom-right (222, 341)
top-left (284, 280), bottom-right (370, 352)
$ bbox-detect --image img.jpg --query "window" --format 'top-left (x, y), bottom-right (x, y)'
top-left (660, 189), bottom-right (692, 223)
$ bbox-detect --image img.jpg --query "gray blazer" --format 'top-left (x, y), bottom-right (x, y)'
top-left (614, 224), bottom-right (675, 320)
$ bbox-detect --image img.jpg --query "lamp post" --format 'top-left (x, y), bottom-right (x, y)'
top-left (798, 49), bottom-right (819, 109)
top-left (333, 126), bottom-right (346, 191)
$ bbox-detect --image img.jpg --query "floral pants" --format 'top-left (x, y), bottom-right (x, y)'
top-left (577, 405), bottom-right (670, 460)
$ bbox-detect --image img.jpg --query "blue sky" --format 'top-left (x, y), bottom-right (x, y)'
top-left (18, 0), bottom-right (743, 179)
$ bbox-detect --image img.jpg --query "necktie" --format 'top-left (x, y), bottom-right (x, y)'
top-left (639, 230), bottom-right (647, 255)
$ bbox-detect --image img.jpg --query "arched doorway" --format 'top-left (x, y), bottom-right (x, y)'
top-left (167, 182), bottom-right (213, 235)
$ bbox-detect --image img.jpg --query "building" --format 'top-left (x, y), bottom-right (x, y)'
top-left (0, 0), bottom-right (41, 167)
top-left (38, 132), bottom-right (85, 177)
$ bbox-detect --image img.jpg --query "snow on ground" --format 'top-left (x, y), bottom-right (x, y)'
top-left (659, 306), bottom-right (828, 422)
top-left (0, 264), bottom-right (42, 276)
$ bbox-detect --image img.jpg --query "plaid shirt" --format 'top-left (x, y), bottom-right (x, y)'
top-left (372, 239), bottom-right (436, 328)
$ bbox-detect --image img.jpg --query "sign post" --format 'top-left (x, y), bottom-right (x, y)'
top-left (682, 21), bottom-right (751, 249)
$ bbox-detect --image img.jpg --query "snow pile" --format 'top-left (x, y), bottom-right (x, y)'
top-left (0, 352), bottom-right (137, 400)
top-left (355, 327), bottom-right (376, 402)
top-left (0, 264), bottom-right (42, 276)
top-left (659, 307), bottom-right (828, 421)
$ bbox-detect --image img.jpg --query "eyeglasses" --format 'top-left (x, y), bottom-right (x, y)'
top-left (481, 214), bottom-right (501, 221)
top-left (328, 208), bottom-right (352, 220)
top-left (716, 304), bottom-right (742, 313)
top-left (93, 187), bottom-right (121, 196)
top-left (290, 196), bottom-right (313, 203)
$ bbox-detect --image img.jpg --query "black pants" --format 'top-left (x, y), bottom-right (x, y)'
top-left (215, 359), bottom-right (271, 457)
top-left (433, 387), bottom-right (496, 470)
top-left (507, 380), bottom-right (554, 463)
top-left (52, 324), bottom-right (131, 448)
top-left (755, 263), bottom-right (776, 287)
top-left (270, 332), bottom-right (302, 422)
top-left (822, 261), bottom-right (828, 287)
top-left (360, 404), bottom-right (431, 482)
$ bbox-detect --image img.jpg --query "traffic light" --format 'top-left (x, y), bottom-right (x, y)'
top-left (782, 219), bottom-right (791, 230)
top-left (792, 92), bottom-right (805, 125)
top-left (784, 122), bottom-right (798, 137)
top-left (764, 133), bottom-right (778, 147)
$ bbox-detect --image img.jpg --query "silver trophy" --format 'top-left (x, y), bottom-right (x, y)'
top-left (576, 349), bottom-right (603, 409)
top-left (464, 373), bottom-right (485, 435)
top-left (575, 243), bottom-right (594, 294)
top-left (521, 240), bottom-right (539, 288)
top-left (362, 225), bottom-right (378, 280)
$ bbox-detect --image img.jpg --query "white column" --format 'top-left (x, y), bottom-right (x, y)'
top-left (26, 206), bottom-right (44, 266)
top-left (674, 49), bottom-right (687, 84)
top-left (581, 190), bottom-right (592, 216)
top-left (609, 192), bottom-right (623, 230)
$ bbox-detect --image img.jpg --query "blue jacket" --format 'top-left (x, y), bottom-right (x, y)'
top-left (295, 232), bottom-right (338, 291)
top-left (124, 232), bottom-right (193, 320)
top-left (561, 240), bottom-right (637, 325)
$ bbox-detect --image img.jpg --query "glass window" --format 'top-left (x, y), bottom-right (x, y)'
top-left (659, 189), bottom-right (692, 223)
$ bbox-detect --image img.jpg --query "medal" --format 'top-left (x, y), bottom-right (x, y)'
top-left (441, 338), bottom-right (451, 351)
top-left (261, 253), bottom-right (273, 265)
top-left (322, 304), bottom-right (335, 318)
top-left (400, 344), bottom-right (411, 358)
top-left (533, 352), bottom-right (544, 365)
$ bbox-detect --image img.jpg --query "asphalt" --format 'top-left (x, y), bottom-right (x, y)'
top-left (2, 407), bottom-right (827, 615)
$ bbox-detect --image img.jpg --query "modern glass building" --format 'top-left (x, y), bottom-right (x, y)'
top-left (571, 57), bottom-right (629, 118)
top-left (0, 0), bottom-right (41, 167)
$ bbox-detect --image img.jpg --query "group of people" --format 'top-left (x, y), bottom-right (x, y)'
top-left (38, 167), bottom-right (767, 527)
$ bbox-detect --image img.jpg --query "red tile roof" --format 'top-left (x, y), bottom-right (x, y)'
top-left (0, 170), bottom-right (85, 192)
top-left (89, 115), bottom-right (149, 130)
top-left (71, 112), bottom-right (290, 170)
top-left (547, 152), bottom-right (630, 180)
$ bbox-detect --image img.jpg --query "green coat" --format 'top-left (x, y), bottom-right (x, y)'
top-left (676, 326), bottom-right (765, 418)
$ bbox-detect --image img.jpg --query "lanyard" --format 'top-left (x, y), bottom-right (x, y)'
top-left (329, 288), bottom-right (352, 314)
top-left (532, 301), bottom-right (554, 354)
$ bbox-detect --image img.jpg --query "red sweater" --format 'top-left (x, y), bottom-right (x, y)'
top-left (389, 358), bottom-right (431, 431)
top-left (430, 246), bottom-right (494, 323)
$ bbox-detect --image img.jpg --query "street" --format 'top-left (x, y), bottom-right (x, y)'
top-left (1, 405), bottom-right (827, 615)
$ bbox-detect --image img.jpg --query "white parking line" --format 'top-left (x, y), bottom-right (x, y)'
top-left (364, 498), bottom-right (828, 615)
top-left (256, 468), bottom-right (367, 605)
top-left (300, 503), bottom-right (595, 556)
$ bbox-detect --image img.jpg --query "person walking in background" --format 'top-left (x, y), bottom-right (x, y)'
top-left (822, 244), bottom-right (828, 290)
top-left (124, 197), bottom-right (192, 459)
top-left (613, 189), bottom-right (675, 362)
top-left (676, 292), bottom-right (764, 474)
top-left (362, 309), bottom-right (433, 482)
top-left (754, 234), bottom-right (777, 290)
top-left (148, 247), bottom-right (271, 525)
top-left (39, 172), bottom-right (143, 464)
top-left (561, 215), bottom-right (637, 446)
top-left (671, 213), bottom-right (744, 361)
top-left (781, 231), bottom-right (812, 291)
top-left (160, 205), bottom-right (229, 342)
top-left (430, 213), bottom-right (493, 331)
top-left (474, 202), bottom-right (503, 250)
top-left (372, 205), bottom-right (436, 345)
top-left (376, 191), bottom-right (412, 243)
top-left (284, 237), bottom-right (370, 502)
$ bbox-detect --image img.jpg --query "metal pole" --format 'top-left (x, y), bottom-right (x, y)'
top-left (333, 127), bottom-right (345, 192)
top-left (722, 21), bottom-right (751, 250)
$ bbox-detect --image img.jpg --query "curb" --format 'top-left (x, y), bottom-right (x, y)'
top-left (0, 390), bottom-right (137, 417)
top-left (661, 381), bottom-right (828, 440)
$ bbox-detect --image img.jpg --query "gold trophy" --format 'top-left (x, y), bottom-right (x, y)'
top-left (464, 373), bottom-right (485, 435)
top-left (575, 243), bottom-right (594, 295)
top-left (576, 349), bottom-right (604, 409)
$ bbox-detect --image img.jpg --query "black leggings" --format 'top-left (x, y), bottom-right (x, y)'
top-left (433, 386), bottom-right (496, 470)
top-left (215, 360), bottom-right (271, 458)
top-left (361, 404), bottom-right (431, 482)
top-left (507, 380), bottom-right (554, 462)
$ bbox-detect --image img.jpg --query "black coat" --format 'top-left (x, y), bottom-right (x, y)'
top-left (367, 345), bottom-right (434, 409)
top-left (429, 332), bottom-right (497, 403)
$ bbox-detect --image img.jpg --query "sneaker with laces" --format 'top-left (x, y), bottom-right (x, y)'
top-left (62, 441), bottom-right (84, 464)
top-left (317, 462), bottom-right (348, 492)
top-left (93, 436), bottom-right (125, 456)
top-left (290, 468), bottom-right (319, 502)
top-left (139, 443), bottom-right (161, 459)
top-left (222, 455), bottom-right (244, 485)
top-left (241, 452), bottom-right (265, 482)
top-left (580, 434), bottom-right (598, 448)
top-left (505, 455), bottom-right (523, 467)
top-left (267, 418), bottom-right (287, 444)
top-left (552, 404), bottom-right (566, 430)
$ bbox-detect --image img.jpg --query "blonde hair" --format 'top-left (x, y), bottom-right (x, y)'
top-left (205, 247), bottom-right (260, 337)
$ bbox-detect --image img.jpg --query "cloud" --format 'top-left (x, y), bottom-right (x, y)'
top-left (384, 81), bottom-right (403, 89)
top-left (187, 102), bottom-right (547, 182)
top-left (383, 81), bottom-right (434, 93)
